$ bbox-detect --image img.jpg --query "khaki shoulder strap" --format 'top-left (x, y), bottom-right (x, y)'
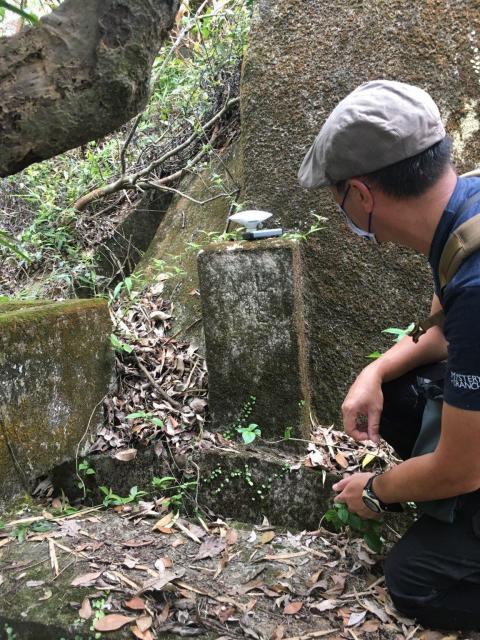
top-left (410, 212), bottom-right (480, 343)
top-left (438, 213), bottom-right (480, 289)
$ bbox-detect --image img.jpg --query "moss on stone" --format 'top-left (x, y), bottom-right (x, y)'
top-left (0, 298), bottom-right (114, 507)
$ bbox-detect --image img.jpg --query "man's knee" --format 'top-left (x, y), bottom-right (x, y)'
top-left (384, 539), bottom-right (437, 617)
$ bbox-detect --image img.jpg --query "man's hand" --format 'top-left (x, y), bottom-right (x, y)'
top-left (333, 472), bottom-right (380, 519)
top-left (342, 367), bottom-right (383, 443)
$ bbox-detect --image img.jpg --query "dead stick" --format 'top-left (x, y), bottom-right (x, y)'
top-left (133, 353), bottom-right (182, 410)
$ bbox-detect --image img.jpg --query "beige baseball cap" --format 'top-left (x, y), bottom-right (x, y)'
top-left (298, 80), bottom-right (446, 189)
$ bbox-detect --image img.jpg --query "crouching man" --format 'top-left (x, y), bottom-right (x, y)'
top-left (298, 80), bottom-right (480, 631)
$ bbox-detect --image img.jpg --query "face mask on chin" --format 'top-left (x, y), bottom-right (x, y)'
top-left (338, 206), bottom-right (378, 243)
top-left (338, 184), bottom-right (378, 244)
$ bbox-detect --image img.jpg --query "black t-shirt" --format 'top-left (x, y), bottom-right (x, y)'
top-left (429, 176), bottom-right (480, 411)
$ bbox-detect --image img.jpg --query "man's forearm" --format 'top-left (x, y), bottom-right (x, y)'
top-left (368, 293), bottom-right (448, 384)
top-left (374, 453), bottom-right (477, 504)
top-left (369, 325), bottom-right (448, 384)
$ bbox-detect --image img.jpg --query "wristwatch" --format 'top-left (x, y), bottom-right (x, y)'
top-left (362, 474), bottom-right (403, 513)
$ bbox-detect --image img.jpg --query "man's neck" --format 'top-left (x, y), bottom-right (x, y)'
top-left (379, 167), bottom-right (458, 255)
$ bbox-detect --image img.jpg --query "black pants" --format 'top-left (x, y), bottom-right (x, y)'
top-left (380, 363), bottom-right (480, 630)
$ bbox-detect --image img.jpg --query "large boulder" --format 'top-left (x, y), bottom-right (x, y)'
top-left (240, 0), bottom-right (480, 421)
top-left (0, 299), bottom-right (114, 506)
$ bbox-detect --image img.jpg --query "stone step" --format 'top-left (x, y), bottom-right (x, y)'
top-left (51, 441), bottom-right (339, 532)
top-left (0, 507), bottom-right (359, 640)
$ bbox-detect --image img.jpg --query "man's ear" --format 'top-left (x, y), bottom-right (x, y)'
top-left (349, 178), bottom-right (374, 212)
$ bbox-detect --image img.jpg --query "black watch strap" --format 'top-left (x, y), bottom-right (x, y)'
top-left (363, 474), bottom-right (403, 513)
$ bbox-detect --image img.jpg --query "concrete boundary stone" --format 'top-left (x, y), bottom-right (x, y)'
top-left (198, 238), bottom-right (311, 442)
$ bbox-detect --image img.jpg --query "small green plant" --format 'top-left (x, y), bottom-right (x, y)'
top-left (237, 422), bottom-right (261, 444)
top-left (283, 425), bottom-right (293, 440)
top-left (0, 1), bottom-right (38, 23)
top-left (110, 276), bottom-right (134, 301)
top-left (127, 411), bottom-right (164, 429)
top-left (78, 459), bottom-right (96, 478)
top-left (99, 485), bottom-right (147, 508)
top-left (367, 322), bottom-right (416, 359)
top-left (283, 214), bottom-right (327, 241)
top-left (151, 476), bottom-right (197, 510)
top-left (90, 595), bottom-right (107, 639)
top-left (226, 395), bottom-right (262, 443)
top-left (323, 503), bottom-right (383, 553)
top-left (110, 333), bottom-right (134, 354)
top-left (11, 520), bottom-right (55, 543)
top-left (77, 458), bottom-right (96, 496)
top-left (382, 323), bottom-right (415, 343)
top-left (4, 624), bottom-right (17, 640)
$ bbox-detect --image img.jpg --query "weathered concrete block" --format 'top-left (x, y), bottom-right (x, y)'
top-left (240, 0), bottom-right (480, 422)
top-left (0, 299), bottom-right (114, 506)
top-left (198, 238), bottom-right (310, 441)
top-left (197, 445), bottom-right (338, 530)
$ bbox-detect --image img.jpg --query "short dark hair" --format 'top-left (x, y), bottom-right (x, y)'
top-left (337, 136), bottom-right (453, 199)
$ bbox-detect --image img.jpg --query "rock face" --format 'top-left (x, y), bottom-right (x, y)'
top-left (134, 141), bottom-right (243, 350)
top-left (198, 238), bottom-right (310, 440)
top-left (240, 0), bottom-right (480, 421)
top-left (92, 190), bottom-right (173, 290)
top-left (0, 299), bottom-right (114, 505)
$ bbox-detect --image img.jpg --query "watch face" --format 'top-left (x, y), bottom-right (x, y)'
top-left (362, 495), bottom-right (382, 513)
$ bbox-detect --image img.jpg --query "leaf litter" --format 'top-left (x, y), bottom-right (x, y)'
top-left (0, 506), bottom-right (463, 640)
top-left (17, 284), bottom-right (465, 639)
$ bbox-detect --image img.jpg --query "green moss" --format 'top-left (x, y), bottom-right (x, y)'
top-left (0, 298), bottom-right (113, 506)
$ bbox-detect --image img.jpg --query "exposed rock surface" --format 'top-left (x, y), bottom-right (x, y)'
top-left (0, 299), bottom-right (114, 505)
top-left (92, 190), bottom-right (173, 290)
top-left (240, 0), bottom-right (480, 421)
top-left (134, 142), bottom-right (242, 350)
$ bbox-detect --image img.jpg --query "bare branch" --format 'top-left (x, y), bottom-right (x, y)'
top-left (73, 96), bottom-right (239, 211)
top-left (141, 183), bottom-right (240, 206)
top-left (120, 114), bottom-right (142, 177)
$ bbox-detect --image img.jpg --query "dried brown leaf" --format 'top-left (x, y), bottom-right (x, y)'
top-left (94, 614), bottom-right (135, 631)
top-left (310, 599), bottom-right (338, 613)
top-left (124, 597), bottom-right (146, 611)
top-left (70, 571), bottom-right (102, 587)
top-left (122, 537), bottom-right (154, 548)
top-left (79, 597), bottom-right (92, 620)
top-left (226, 528), bottom-right (238, 545)
top-left (360, 619), bottom-right (381, 633)
top-left (335, 452), bottom-right (349, 469)
top-left (283, 601), bottom-right (303, 615)
top-left (157, 602), bottom-right (170, 623)
top-left (137, 615), bottom-right (153, 632)
top-left (270, 625), bottom-right (284, 640)
top-left (114, 448), bottom-right (138, 462)
top-left (195, 536), bottom-right (226, 560)
top-left (347, 610), bottom-right (366, 626)
top-left (260, 531), bottom-right (276, 545)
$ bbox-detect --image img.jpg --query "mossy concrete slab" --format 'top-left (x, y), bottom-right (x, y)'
top-left (198, 238), bottom-right (311, 441)
top-left (52, 441), bottom-right (339, 532)
top-left (133, 142), bottom-right (242, 352)
top-left (240, 0), bottom-right (480, 422)
top-left (0, 299), bottom-right (114, 507)
top-left (196, 444), bottom-right (338, 530)
top-left (0, 509), bottom-right (353, 640)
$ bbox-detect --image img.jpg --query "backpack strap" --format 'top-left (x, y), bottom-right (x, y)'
top-left (438, 213), bottom-right (480, 289)
top-left (410, 189), bottom-right (480, 343)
